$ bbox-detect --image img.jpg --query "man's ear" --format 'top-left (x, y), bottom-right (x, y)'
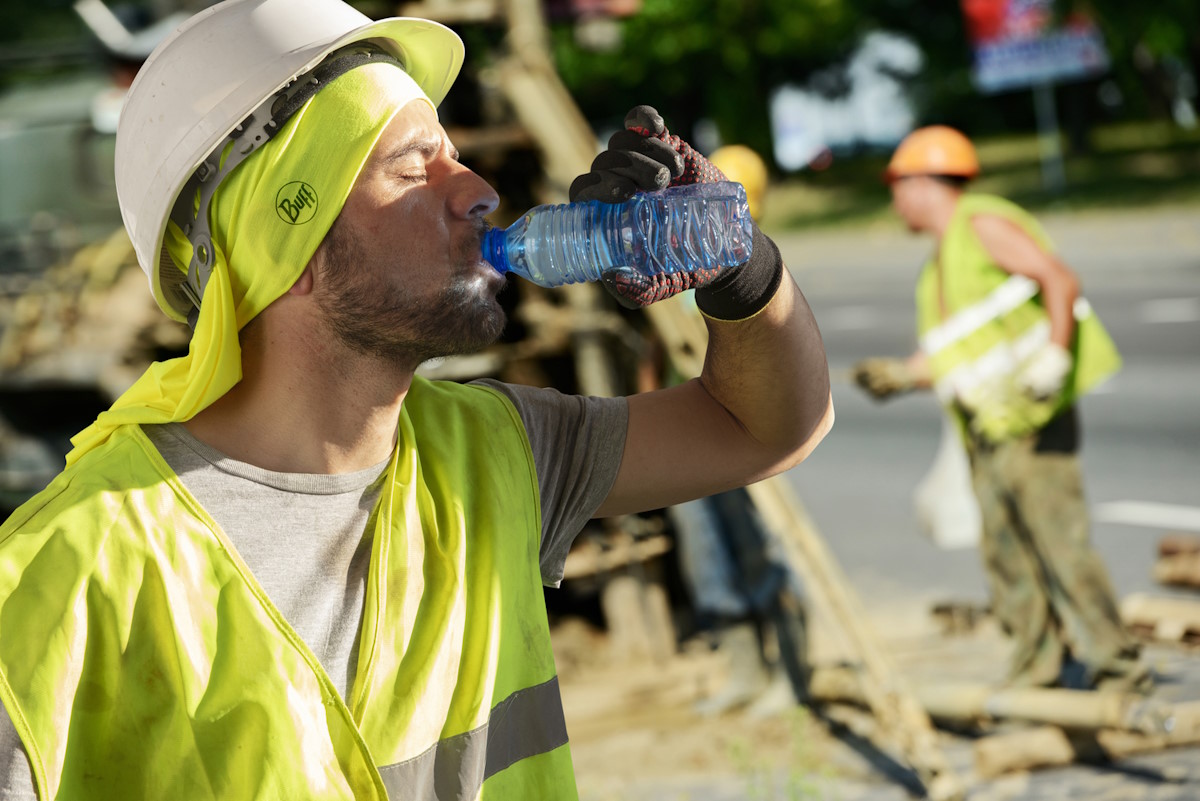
top-left (289, 265), bottom-right (314, 296)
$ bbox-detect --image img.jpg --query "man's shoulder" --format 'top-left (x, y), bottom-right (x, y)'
top-left (960, 192), bottom-right (1027, 215)
top-left (960, 193), bottom-right (1042, 233)
top-left (404, 378), bottom-right (532, 465)
top-left (1, 426), bottom-right (169, 542)
top-left (962, 194), bottom-right (1053, 256)
top-left (410, 376), bottom-right (529, 427)
top-left (413, 374), bottom-right (513, 405)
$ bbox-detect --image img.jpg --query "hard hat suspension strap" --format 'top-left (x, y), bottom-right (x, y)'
top-left (168, 43), bottom-right (404, 325)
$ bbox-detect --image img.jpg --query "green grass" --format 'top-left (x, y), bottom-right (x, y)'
top-left (726, 707), bottom-right (836, 801)
top-left (759, 119), bottom-right (1200, 232)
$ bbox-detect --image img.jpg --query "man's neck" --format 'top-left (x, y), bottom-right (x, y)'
top-left (182, 308), bottom-right (413, 475)
top-left (928, 189), bottom-right (963, 239)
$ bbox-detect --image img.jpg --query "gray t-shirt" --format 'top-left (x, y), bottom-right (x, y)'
top-left (0, 380), bottom-right (626, 799)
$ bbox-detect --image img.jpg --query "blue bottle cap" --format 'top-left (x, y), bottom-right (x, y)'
top-left (482, 227), bottom-right (509, 275)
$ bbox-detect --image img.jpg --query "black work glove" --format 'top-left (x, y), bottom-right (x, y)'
top-left (569, 105), bottom-right (783, 319)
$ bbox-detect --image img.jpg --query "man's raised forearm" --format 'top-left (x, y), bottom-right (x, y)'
top-left (700, 269), bottom-right (832, 471)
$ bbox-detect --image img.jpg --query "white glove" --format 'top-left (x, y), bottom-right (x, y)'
top-left (1017, 343), bottom-right (1072, 400)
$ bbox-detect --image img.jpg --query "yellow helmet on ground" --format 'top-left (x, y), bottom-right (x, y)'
top-left (710, 144), bottom-right (768, 220)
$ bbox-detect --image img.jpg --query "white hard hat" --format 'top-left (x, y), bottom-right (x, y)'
top-left (116, 0), bottom-right (464, 322)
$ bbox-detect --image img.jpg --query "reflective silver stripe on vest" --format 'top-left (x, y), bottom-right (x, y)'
top-left (920, 274), bottom-right (1040, 356)
top-left (934, 319), bottom-right (1049, 401)
top-left (921, 274), bottom-right (1096, 358)
top-left (377, 676), bottom-right (569, 801)
top-left (932, 298), bottom-right (1096, 402)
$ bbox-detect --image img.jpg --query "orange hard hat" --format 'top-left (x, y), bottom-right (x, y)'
top-left (885, 125), bottom-right (980, 183)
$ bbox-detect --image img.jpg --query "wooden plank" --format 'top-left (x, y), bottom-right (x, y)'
top-left (1158, 534), bottom-right (1200, 556)
top-left (753, 479), bottom-right (964, 800)
top-left (1121, 592), bottom-right (1200, 644)
top-left (974, 726), bottom-right (1076, 778)
top-left (644, 294), bottom-right (966, 801)
top-left (493, 0), bottom-right (598, 199)
top-left (561, 533), bottom-right (673, 580)
top-left (1092, 701), bottom-right (1200, 758)
top-left (969, 702), bottom-right (1200, 776)
top-left (1153, 552), bottom-right (1200, 590)
top-left (809, 665), bottom-right (1172, 734)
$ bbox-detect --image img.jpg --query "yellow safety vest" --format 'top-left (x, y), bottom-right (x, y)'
top-left (0, 377), bottom-right (577, 801)
top-left (915, 194), bottom-right (1121, 442)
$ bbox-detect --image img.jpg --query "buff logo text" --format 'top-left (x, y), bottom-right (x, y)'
top-left (275, 181), bottom-right (318, 225)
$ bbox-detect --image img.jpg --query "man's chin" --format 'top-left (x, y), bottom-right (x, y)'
top-left (472, 301), bottom-right (508, 350)
top-left (439, 296), bottom-right (507, 357)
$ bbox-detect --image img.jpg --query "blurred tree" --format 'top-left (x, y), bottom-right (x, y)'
top-left (550, 0), bottom-right (863, 158)
top-left (1071, 0), bottom-right (1200, 120)
top-left (0, 0), bottom-right (77, 44)
top-left (1074, 0), bottom-right (1198, 62)
top-left (551, 0), bottom-right (1200, 169)
top-left (842, 0), bottom-right (1005, 132)
top-left (0, 2), bottom-right (208, 90)
top-left (0, 0), bottom-right (93, 87)
top-left (548, 0), bottom-right (1033, 161)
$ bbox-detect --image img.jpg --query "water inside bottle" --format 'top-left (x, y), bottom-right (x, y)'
top-left (484, 182), bottom-right (752, 288)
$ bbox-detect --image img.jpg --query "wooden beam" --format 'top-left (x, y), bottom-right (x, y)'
top-left (1122, 592), bottom-right (1200, 644)
top-left (809, 665), bottom-right (1173, 734)
top-left (970, 702), bottom-right (1200, 777)
top-left (644, 294), bottom-right (966, 801)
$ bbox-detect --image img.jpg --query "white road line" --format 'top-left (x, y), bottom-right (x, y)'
top-left (1094, 501), bottom-right (1200, 532)
top-left (1138, 297), bottom-right (1200, 325)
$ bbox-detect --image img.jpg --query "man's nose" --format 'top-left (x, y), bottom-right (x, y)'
top-left (450, 165), bottom-right (500, 219)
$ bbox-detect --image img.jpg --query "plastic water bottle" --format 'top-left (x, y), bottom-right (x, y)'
top-left (482, 182), bottom-right (754, 288)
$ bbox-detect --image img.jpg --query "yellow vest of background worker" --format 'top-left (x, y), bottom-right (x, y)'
top-left (0, 378), bottom-right (576, 801)
top-left (915, 193), bottom-right (1122, 443)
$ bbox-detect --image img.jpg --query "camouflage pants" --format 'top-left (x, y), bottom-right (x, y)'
top-left (966, 410), bottom-right (1145, 690)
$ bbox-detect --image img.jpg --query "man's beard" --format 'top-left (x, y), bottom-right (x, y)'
top-left (315, 216), bottom-right (506, 367)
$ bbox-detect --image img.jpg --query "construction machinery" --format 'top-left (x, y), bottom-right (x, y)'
top-left (0, 4), bottom-right (197, 515)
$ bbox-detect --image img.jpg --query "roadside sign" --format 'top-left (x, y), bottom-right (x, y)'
top-left (961, 0), bottom-right (1109, 94)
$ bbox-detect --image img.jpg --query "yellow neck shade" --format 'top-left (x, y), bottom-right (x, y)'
top-left (67, 63), bottom-right (431, 465)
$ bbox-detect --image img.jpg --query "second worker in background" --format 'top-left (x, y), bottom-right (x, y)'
top-left (853, 125), bottom-right (1150, 694)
